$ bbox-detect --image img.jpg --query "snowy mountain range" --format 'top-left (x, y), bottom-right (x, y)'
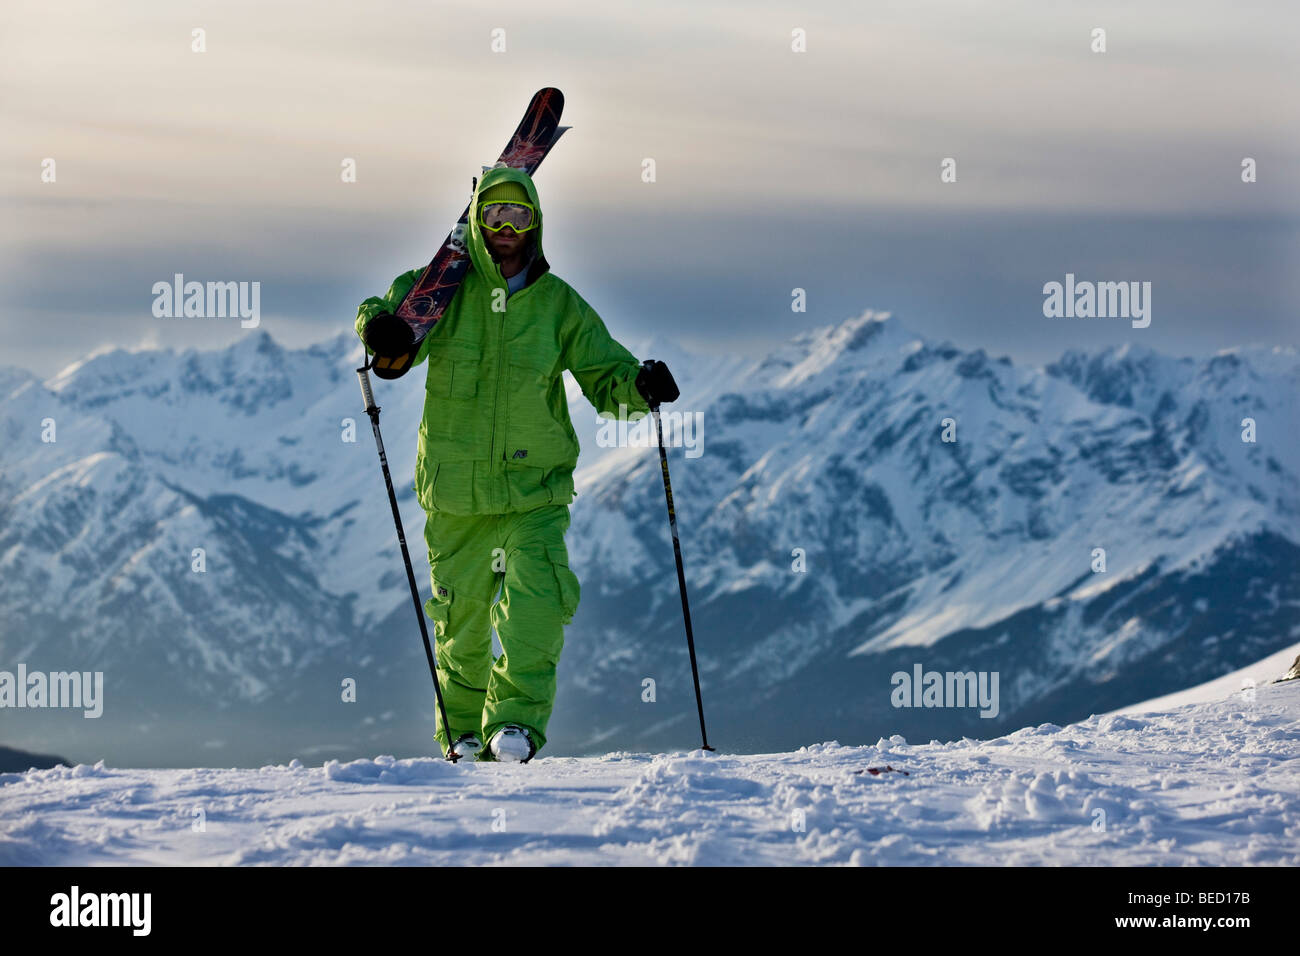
top-left (1, 313), bottom-right (1297, 766)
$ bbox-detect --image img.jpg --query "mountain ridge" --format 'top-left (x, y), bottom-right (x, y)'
top-left (2, 312), bottom-right (1296, 764)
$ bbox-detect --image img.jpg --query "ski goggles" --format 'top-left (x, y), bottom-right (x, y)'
top-left (479, 201), bottom-right (537, 234)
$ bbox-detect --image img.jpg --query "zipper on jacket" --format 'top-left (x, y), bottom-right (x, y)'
top-left (489, 286), bottom-right (508, 512)
top-left (486, 265), bottom-right (544, 513)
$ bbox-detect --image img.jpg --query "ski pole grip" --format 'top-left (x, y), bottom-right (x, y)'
top-left (356, 365), bottom-right (377, 413)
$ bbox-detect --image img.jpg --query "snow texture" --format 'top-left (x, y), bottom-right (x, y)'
top-left (3, 679), bottom-right (1296, 866)
top-left (1111, 641), bottom-right (1300, 716)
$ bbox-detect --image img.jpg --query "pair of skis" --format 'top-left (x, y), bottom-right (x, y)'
top-left (369, 87), bottom-right (568, 379)
top-left (357, 89), bottom-right (713, 759)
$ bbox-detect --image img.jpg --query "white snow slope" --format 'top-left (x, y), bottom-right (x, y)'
top-left (2, 680), bottom-right (1296, 866)
top-left (1111, 642), bottom-right (1300, 716)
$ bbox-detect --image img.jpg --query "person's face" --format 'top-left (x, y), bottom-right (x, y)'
top-left (484, 223), bottom-right (526, 259)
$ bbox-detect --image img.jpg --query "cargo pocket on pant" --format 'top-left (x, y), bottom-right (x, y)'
top-left (546, 545), bottom-right (580, 625)
top-left (423, 577), bottom-right (453, 639)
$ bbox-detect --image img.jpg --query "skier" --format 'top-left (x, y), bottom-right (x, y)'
top-left (355, 166), bottom-right (678, 763)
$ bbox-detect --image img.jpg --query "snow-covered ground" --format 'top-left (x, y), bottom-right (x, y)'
top-left (1110, 642), bottom-right (1300, 716)
top-left (3, 679), bottom-right (1296, 866)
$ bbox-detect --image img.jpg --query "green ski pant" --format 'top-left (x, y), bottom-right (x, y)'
top-left (422, 503), bottom-right (579, 756)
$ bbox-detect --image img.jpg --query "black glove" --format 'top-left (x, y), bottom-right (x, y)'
top-left (363, 311), bottom-right (415, 359)
top-left (635, 359), bottom-right (679, 405)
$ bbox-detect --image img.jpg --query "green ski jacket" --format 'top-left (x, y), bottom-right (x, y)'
top-left (356, 166), bottom-right (649, 514)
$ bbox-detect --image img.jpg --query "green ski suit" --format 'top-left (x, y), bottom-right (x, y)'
top-left (355, 166), bottom-right (649, 758)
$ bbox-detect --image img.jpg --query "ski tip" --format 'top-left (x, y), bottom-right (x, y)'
top-left (531, 87), bottom-right (564, 110)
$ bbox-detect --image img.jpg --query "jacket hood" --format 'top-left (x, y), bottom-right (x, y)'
top-left (467, 165), bottom-right (545, 287)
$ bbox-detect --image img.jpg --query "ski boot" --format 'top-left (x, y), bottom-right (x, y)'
top-left (447, 733), bottom-right (482, 761)
top-left (488, 725), bottom-right (536, 763)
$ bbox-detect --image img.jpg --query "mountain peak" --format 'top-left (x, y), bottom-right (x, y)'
top-left (799, 309), bottom-right (897, 346)
top-left (46, 342), bottom-right (148, 393)
top-left (763, 310), bottom-right (916, 387)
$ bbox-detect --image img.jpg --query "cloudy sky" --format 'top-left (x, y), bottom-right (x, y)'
top-left (2, 0), bottom-right (1297, 375)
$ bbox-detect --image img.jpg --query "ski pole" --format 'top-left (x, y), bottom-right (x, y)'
top-left (648, 398), bottom-right (715, 752)
top-left (356, 361), bottom-right (460, 762)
